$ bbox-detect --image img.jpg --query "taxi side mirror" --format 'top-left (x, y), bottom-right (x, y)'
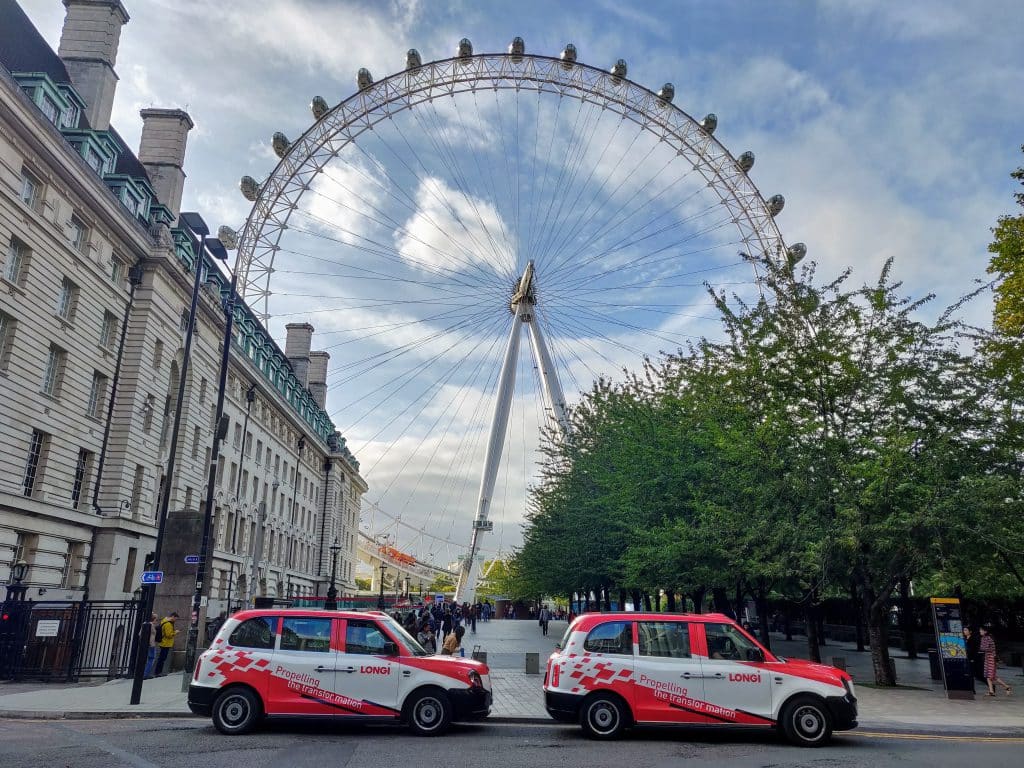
top-left (554, 643), bottom-right (561, 651)
top-left (746, 647), bottom-right (765, 663)
top-left (383, 640), bottom-right (400, 656)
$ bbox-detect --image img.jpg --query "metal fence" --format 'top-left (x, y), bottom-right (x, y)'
top-left (0, 599), bottom-right (141, 682)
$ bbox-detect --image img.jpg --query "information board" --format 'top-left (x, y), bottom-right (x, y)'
top-left (35, 619), bottom-right (60, 637)
top-left (930, 597), bottom-right (975, 699)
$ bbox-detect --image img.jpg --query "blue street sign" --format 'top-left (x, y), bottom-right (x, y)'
top-left (184, 555), bottom-right (201, 564)
top-left (140, 571), bottom-right (163, 584)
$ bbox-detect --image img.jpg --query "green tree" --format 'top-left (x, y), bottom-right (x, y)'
top-left (988, 146), bottom-right (1024, 335)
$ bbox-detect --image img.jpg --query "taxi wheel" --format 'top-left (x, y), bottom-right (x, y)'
top-left (407, 689), bottom-right (452, 736)
top-left (580, 693), bottom-right (627, 740)
top-left (212, 686), bottom-right (262, 735)
top-left (780, 695), bottom-right (833, 747)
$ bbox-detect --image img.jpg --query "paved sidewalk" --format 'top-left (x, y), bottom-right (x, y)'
top-left (1, 618), bottom-right (1021, 732)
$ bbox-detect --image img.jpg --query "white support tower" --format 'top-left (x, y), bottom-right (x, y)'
top-left (455, 262), bottom-right (569, 603)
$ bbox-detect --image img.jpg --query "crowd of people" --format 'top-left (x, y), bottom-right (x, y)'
top-left (394, 599), bottom-right (496, 655)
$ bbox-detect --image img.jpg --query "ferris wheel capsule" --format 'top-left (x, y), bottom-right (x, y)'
top-left (657, 83), bottom-right (675, 104)
top-left (700, 113), bottom-right (718, 135)
top-left (509, 36), bottom-right (525, 61)
top-left (272, 132), bottom-right (290, 159)
top-left (310, 95), bottom-right (329, 120)
top-left (737, 151), bottom-right (755, 172)
top-left (358, 68), bottom-right (374, 90)
top-left (787, 242), bottom-right (807, 264)
top-left (406, 48), bottom-right (422, 69)
top-left (767, 194), bottom-right (785, 216)
top-left (560, 43), bottom-right (577, 68)
top-left (458, 38), bottom-right (473, 60)
top-left (610, 59), bottom-right (627, 82)
top-left (239, 175), bottom-right (260, 202)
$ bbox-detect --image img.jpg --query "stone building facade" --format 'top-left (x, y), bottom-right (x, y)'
top-left (0, 0), bottom-right (364, 616)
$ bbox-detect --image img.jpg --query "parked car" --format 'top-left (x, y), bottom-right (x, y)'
top-left (189, 609), bottom-right (491, 735)
top-left (543, 612), bottom-right (856, 746)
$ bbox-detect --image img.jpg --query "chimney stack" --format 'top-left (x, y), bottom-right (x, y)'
top-left (308, 351), bottom-right (330, 409)
top-left (57, 0), bottom-right (129, 131)
top-left (285, 323), bottom-right (314, 388)
top-left (138, 109), bottom-right (194, 219)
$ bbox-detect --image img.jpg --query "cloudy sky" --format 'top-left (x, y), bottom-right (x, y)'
top-left (21, 0), bottom-right (1024, 568)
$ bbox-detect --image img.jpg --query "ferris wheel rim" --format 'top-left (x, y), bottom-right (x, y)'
top-left (233, 50), bottom-right (788, 320)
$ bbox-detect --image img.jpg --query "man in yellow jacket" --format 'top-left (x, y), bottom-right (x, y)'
top-left (155, 612), bottom-right (179, 676)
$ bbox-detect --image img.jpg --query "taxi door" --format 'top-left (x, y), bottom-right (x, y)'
top-left (695, 622), bottom-right (774, 725)
top-left (266, 615), bottom-right (339, 716)
top-left (633, 620), bottom-right (707, 723)
top-left (339, 618), bottom-right (401, 718)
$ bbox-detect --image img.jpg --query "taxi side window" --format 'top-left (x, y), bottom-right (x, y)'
top-left (345, 619), bottom-right (389, 655)
top-left (280, 617), bottom-right (332, 653)
top-left (583, 621), bottom-right (631, 654)
top-left (228, 617), bottom-right (276, 649)
top-left (638, 621), bottom-right (690, 658)
top-left (705, 622), bottom-right (759, 661)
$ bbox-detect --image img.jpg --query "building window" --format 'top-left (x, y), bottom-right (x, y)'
top-left (199, 377), bottom-right (208, 404)
top-left (121, 547), bottom-right (137, 593)
top-left (19, 168), bottom-right (41, 209)
top-left (4, 236), bottom-right (30, 286)
top-left (23, 429), bottom-right (49, 497)
top-left (109, 256), bottom-right (123, 285)
top-left (244, 432), bottom-right (253, 456)
top-left (69, 215), bottom-right (88, 252)
top-left (100, 311), bottom-right (117, 349)
top-left (41, 344), bottom-right (67, 397)
top-left (0, 310), bottom-right (15, 372)
top-left (142, 394), bottom-right (155, 431)
top-left (192, 425), bottom-right (202, 459)
top-left (129, 465), bottom-right (145, 516)
top-left (233, 423), bottom-right (241, 449)
top-left (153, 339), bottom-right (164, 370)
top-left (12, 532), bottom-right (37, 572)
top-left (61, 104), bottom-right (79, 129)
top-left (61, 541), bottom-right (85, 588)
top-left (256, 439), bottom-right (263, 465)
top-left (71, 448), bottom-right (93, 510)
top-left (87, 371), bottom-right (108, 419)
top-left (56, 277), bottom-right (79, 321)
top-left (86, 148), bottom-right (103, 174)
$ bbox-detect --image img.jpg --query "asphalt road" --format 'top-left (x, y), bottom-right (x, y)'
top-left (1, 719), bottom-right (1023, 768)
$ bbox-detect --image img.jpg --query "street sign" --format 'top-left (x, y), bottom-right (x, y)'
top-left (435, 594), bottom-right (445, 604)
top-left (930, 597), bottom-right (975, 700)
top-left (140, 571), bottom-right (163, 584)
top-left (184, 555), bottom-right (201, 564)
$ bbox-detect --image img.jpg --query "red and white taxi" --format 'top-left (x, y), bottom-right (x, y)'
top-left (544, 612), bottom-right (856, 746)
top-left (188, 609), bottom-right (491, 735)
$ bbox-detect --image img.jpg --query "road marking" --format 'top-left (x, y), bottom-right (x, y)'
top-left (851, 730), bottom-right (1024, 743)
top-left (52, 723), bottom-right (161, 768)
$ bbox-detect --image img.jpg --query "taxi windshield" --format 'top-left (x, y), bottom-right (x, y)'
top-left (380, 617), bottom-right (430, 656)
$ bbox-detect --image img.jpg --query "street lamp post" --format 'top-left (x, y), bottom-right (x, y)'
top-left (326, 539), bottom-right (341, 610)
top-left (182, 218), bottom-right (235, 688)
top-left (130, 212), bottom-right (220, 706)
top-left (4, 560), bottom-right (28, 602)
top-left (378, 561), bottom-right (387, 611)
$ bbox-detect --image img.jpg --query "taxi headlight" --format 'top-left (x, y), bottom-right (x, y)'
top-left (468, 670), bottom-right (483, 688)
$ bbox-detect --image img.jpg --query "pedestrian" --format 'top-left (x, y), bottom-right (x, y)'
top-left (538, 604), bottom-right (551, 636)
top-left (440, 608), bottom-right (453, 640)
top-left (206, 611), bottom-right (226, 644)
top-left (442, 625), bottom-right (465, 656)
top-left (979, 624), bottom-right (1012, 696)
top-left (142, 612), bottom-right (158, 678)
top-left (963, 625), bottom-right (984, 683)
top-left (417, 622), bottom-right (437, 654)
top-left (469, 603), bottom-right (478, 634)
top-left (155, 612), bottom-right (179, 676)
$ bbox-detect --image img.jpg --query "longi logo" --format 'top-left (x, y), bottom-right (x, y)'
top-left (361, 665), bottom-right (391, 675)
top-left (728, 673), bottom-right (762, 683)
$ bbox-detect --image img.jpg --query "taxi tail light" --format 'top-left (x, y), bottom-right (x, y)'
top-left (551, 663), bottom-right (560, 688)
top-left (193, 655), bottom-right (202, 681)
top-left (468, 670), bottom-right (483, 688)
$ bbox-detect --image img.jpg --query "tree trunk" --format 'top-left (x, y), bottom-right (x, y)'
top-left (817, 613), bottom-right (827, 646)
top-left (851, 584), bottom-right (866, 652)
top-left (631, 590), bottom-right (642, 612)
top-left (690, 587), bottom-right (705, 614)
top-left (712, 587), bottom-right (733, 617)
top-left (784, 609), bottom-right (793, 641)
top-left (619, 589), bottom-right (627, 612)
top-left (643, 592), bottom-right (653, 611)
top-left (667, 589), bottom-right (677, 613)
top-left (863, 584), bottom-right (896, 686)
top-left (755, 588), bottom-right (771, 651)
top-left (804, 601), bottom-right (822, 663)
top-left (583, 589), bottom-right (591, 613)
top-left (898, 578), bottom-right (917, 659)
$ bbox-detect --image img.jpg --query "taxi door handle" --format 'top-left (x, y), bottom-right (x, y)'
top-left (314, 666), bottom-right (334, 673)
top-left (340, 666), bottom-right (356, 673)
top-left (709, 672), bottom-right (724, 679)
top-left (681, 672), bottom-right (705, 679)
top-left (402, 670), bottom-right (412, 677)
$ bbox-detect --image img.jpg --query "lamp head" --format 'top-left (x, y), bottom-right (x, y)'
top-left (206, 238), bottom-right (229, 262)
top-left (11, 560), bottom-right (28, 582)
top-left (179, 212), bottom-right (210, 237)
